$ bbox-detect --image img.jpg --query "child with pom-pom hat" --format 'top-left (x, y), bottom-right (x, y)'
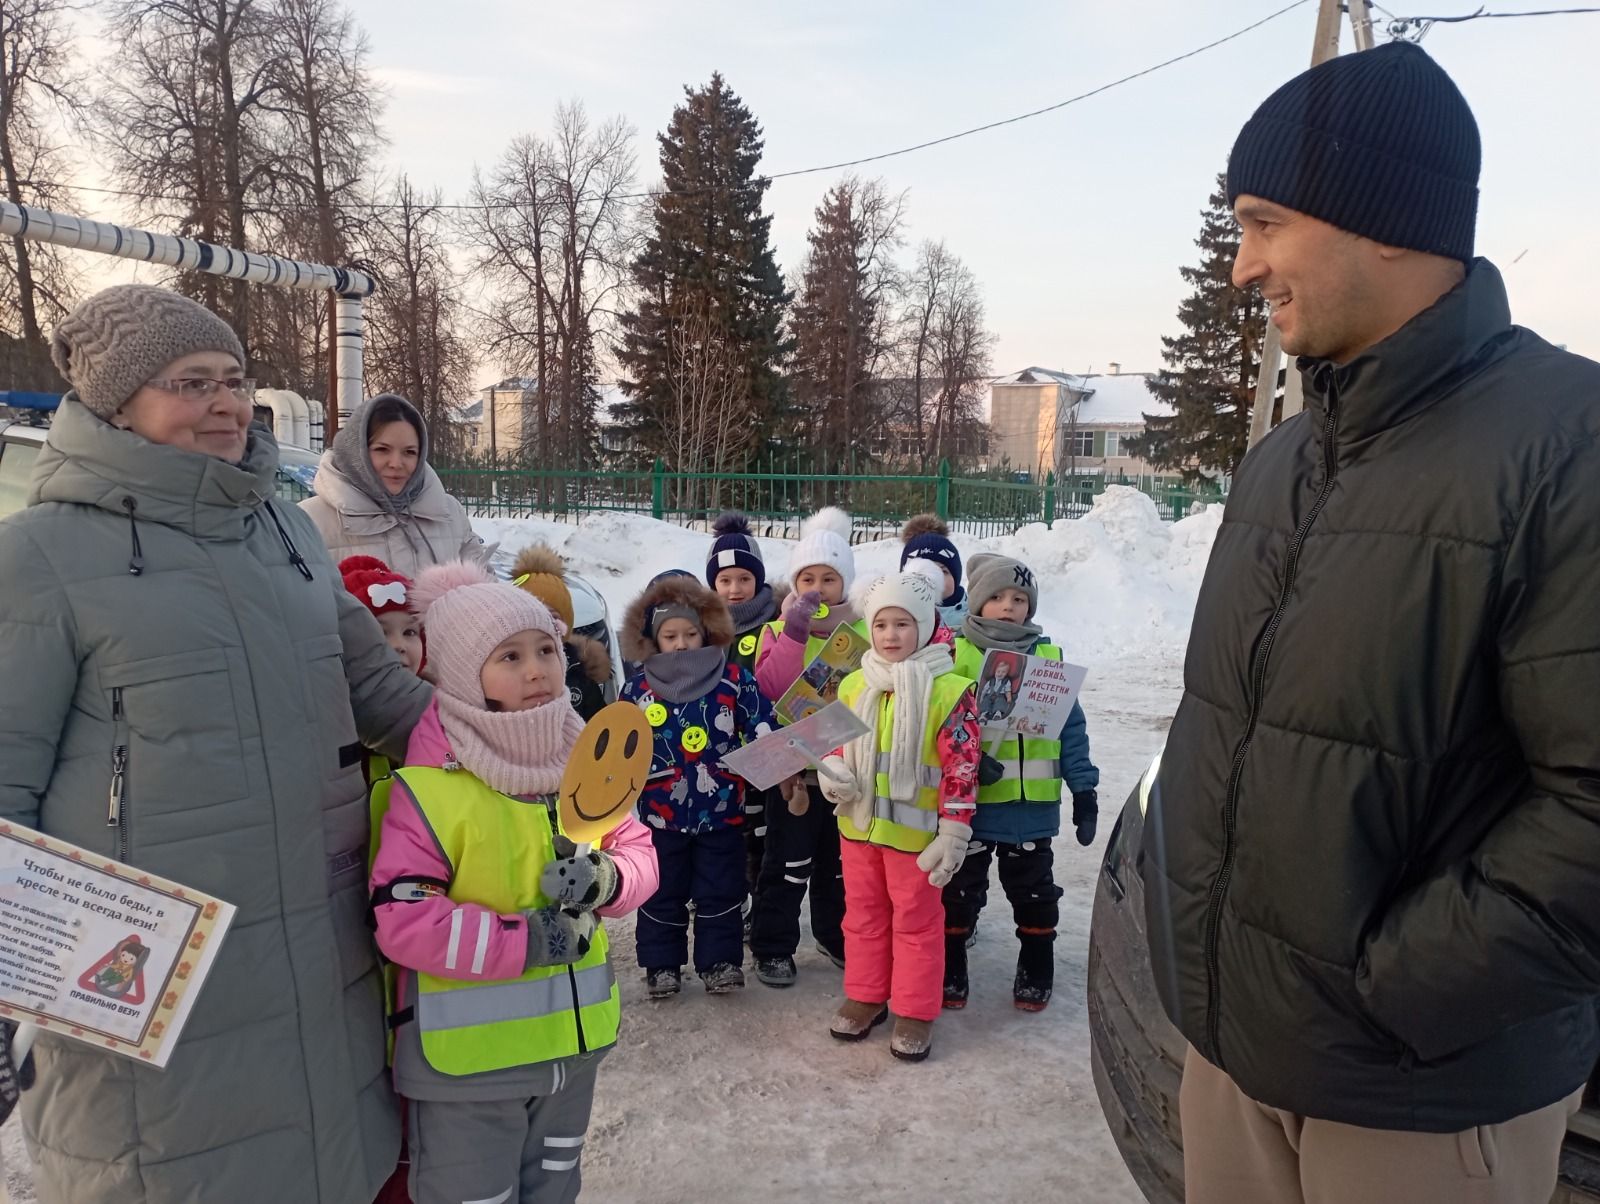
top-left (746, 506), bottom-right (862, 987)
top-left (369, 560), bottom-right (659, 1204)
top-left (705, 511), bottom-right (783, 905)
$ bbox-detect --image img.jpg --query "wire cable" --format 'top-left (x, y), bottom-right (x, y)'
top-left (49, 0), bottom-right (1313, 214)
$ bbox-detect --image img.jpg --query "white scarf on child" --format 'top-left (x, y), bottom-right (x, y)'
top-left (841, 642), bottom-right (956, 810)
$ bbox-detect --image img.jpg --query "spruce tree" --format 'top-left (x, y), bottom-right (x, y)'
top-left (1124, 174), bottom-right (1266, 480)
top-left (788, 176), bottom-right (902, 464)
top-left (616, 74), bottom-right (792, 470)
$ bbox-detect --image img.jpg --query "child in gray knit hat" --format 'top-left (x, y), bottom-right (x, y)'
top-left (943, 552), bottom-right (1100, 1013)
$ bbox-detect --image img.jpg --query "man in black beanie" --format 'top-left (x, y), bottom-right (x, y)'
top-left (1141, 41), bottom-right (1600, 1204)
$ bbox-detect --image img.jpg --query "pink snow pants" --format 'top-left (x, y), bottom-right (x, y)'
top-left (840, 837), bottom-right (944, 1022)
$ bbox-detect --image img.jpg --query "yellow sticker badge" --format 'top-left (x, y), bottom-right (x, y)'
top-left (644, 702), bottom-right (668, 728)
top-left (738, 634), bottom-right (757, 656)
top-left (815, 603), bottom-right (830, 619)
top-left (681, 725), bottom-right (708, 754)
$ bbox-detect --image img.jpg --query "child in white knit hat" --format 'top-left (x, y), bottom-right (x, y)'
top-left (819, 571), bottom-right (982, 1062)
top-left (369, 561), bottom-right (659, 1204)
top-left (746, 506), bottom-right (864, 987)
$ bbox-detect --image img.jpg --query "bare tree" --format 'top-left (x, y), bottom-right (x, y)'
top-left (251, 0), bottom-right (382, 393)
top-left (788, 174), bottom-right (905, 463)
top-left (464, 101), bottom-right (638, 464)
top-left (99, 0), bottom-right (284, 356)
top-left (896, 240), bottom-right (994, 469)
top-left (660, 297), bottom-right (757, 511)
top-left (362, 176), bottom-right (474, 455)
top-left (0, 0), bottom-right (84, 381)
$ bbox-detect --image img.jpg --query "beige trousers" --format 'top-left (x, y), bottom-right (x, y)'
top-left (1180, 1046), bottom-right (1582, 1204)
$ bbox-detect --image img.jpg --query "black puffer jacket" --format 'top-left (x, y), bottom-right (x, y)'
top-left (1145, 260), bottom-right (1600, 1132)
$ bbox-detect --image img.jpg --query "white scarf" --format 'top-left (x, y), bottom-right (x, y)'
top-left (842, 643), bottom-right (956, 808)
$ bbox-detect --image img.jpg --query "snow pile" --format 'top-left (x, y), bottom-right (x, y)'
top-left (474, 485), bottom-right (1221, 667)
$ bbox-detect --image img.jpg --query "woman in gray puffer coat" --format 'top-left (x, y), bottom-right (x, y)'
top-left (0, 285), bottom-right (432, 1204)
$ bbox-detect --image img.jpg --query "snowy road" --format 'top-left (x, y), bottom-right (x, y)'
top-left (581, 654), bottom-right (1181, 1203)
top-left (2, 493), bottom-right (1208, 1202)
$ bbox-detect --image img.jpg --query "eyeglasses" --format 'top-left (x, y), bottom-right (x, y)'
top-left (145, 377), bottom-right (256, 402)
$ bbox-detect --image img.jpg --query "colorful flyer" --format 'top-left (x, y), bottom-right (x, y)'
top-left (776, 624), bottom-right (869, 726)
top-left (974, 649), bottom-right (1090, 740)
top-left (720, 701), bottom-right (870, 791)
top-left (0, 822), bottom-right (235, 1069)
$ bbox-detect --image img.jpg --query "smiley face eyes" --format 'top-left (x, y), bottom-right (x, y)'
top-left (585, 717), bottom-right (640, 764)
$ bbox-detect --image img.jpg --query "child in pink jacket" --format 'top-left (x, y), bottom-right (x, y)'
top-left (370, 561), bottom-right (657, 1204)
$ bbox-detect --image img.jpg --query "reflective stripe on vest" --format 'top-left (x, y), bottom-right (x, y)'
top-left (384, 767), bottom-right (621, 1076)
top-left (953, 638), bottom-right (1064, 805)
top-left (835, 670), bottom-right (975, 855)
top-left (418, 962), bottom-right (616, 1032)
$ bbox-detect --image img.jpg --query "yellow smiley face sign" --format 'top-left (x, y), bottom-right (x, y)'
top-left (644, 702), bottom-right (668, 728)
top-left (738, 634), bottom-right (757, 656)
top-left (557, 702), bottom-right (653, 846)
top-left (681, 725), bottom-right (709, 754)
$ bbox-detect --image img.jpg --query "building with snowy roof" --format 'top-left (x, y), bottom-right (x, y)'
top-left (988, 366), bottom-right (1186, 482)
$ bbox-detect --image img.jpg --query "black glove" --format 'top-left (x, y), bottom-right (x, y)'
top-left (1, 1019), bottom-right (36, 1127)
top-left (978, 754), bottom-right (1005, 787)
top-left (1072, 789), bottom-right (1099, 847)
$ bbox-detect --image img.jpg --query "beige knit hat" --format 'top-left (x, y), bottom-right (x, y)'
top-left (51, 284), bottom-right (246, 420)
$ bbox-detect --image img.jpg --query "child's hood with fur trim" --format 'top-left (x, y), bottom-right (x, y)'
top-left (569, 631), bottom-right (612, 683)
top-left (620, 574), bottom-right (735, 662)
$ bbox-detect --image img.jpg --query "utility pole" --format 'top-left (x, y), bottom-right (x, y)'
top-left (1247, 0), bottom-right (1376, 450)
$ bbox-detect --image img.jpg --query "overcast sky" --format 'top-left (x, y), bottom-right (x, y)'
top-left (64, 0), bottom-right (1600, 384)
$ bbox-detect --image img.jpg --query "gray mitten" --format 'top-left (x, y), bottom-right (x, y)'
top-left (523, 906), bottom-right (597, 969)
top-left (540, 850), bottom-right (619, 914)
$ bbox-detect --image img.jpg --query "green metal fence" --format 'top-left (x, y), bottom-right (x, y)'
top-left (434, 453), bottom-right (1223, 538)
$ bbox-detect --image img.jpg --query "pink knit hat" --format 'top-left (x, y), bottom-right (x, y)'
top-left (411, 560), bottom-right (583, 796)
top-left (411, 561), bottom-right (567, 707)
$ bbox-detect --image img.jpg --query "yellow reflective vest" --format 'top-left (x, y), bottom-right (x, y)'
top-left (372, 766), bottom-right (620, 1077)
top-left (953, 638), bottom-right (1064, 806)
top-left (835, 670), bottom-right (975, 854)
top-left (757, 616), bottom-right (868, 716)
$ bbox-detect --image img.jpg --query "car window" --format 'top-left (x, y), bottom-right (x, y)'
top-left (274, 465), bottom-right (314, 504)
top-left (0, 441), bottom-right (42, 521)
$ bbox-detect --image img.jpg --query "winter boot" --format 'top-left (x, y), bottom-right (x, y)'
top-left (645, 967), bottom-right (682, 999)
top-left (814, 939), bottom-right (846, 970)
top-left (890, 1016), bottom-right (934, 1062)
top-left (702, 962), bottom-right (746, 994)
top-left (1013, 927), bottom-right (1056, 1012)
top-left (829, 999), bottom-right (889, 1041)
top-left (943, 930), bottom-right (970, 1010)
top-left (754, 955), bottom-right (797, 987)
top-left (966, 919), bottom-right (979, 950)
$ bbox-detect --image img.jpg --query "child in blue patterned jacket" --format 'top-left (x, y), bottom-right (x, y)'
top-left (620, 572), bottom-right (779, 998)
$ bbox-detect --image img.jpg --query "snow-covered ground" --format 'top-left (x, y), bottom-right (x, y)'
top-left (1, 487), bottom-right (1216, 1203)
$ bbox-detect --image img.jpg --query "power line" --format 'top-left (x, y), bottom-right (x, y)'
top-left (53, 0), bottom-right (1313, 215)
top-left (1383, 4), bottom-right (1600, 39)
top-left (1392, 4), bottom-right (1600, 18)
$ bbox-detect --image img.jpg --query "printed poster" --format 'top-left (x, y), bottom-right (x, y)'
top-left (720, 701), bottom-right (869, 792)
top-left (0, 822), bottom-right (235, 1069)
top-left (974, 649), bottom-right (1089, 740)
top-left (776, 623), bottom-right (869, 726)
